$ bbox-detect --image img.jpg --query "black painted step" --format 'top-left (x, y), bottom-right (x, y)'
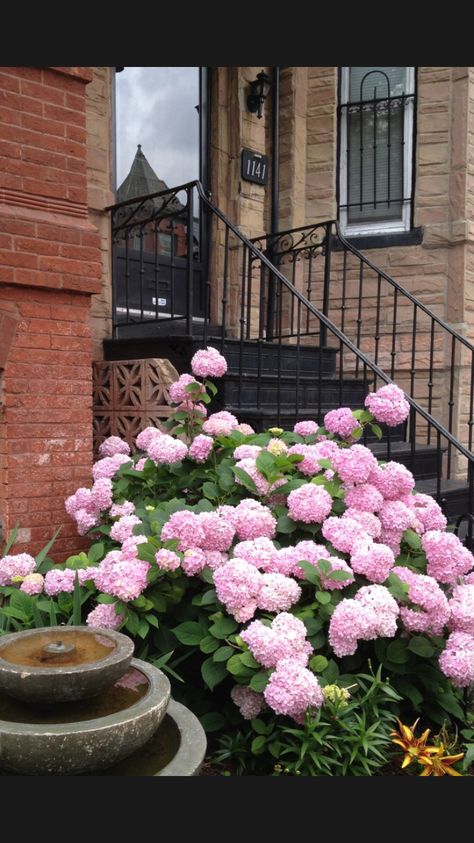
top-left (222, 339), bottom-right (337, 377)
top-left (113, 319), bottom-right (224, 340)
top-left (104, 335), bottom-right (338, 378)
top-left (217, 374), bottom-right (368, 412)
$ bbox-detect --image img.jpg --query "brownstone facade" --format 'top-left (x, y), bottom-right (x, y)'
top-left (1, 66), bottom-right (474, 557)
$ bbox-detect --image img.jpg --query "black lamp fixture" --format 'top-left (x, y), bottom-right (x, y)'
top-left (247, 70), bottom-right (271, 119)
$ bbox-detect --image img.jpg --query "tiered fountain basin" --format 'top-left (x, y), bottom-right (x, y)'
top-left (0, 627), bottom-right (206, 776)
top-left (0, 626), bottom-right (135, 703)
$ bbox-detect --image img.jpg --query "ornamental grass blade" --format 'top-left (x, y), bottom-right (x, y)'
top-left (35, 527), bottom-right (62, 570)
top-left (2, 523), bottom-right (19, 556)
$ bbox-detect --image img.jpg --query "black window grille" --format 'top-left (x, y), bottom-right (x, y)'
top-left (338, 67), bottom-right (416, 232)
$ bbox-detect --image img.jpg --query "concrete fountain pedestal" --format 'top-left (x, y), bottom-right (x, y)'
top-left (0, 627), bottom-right (206, 776)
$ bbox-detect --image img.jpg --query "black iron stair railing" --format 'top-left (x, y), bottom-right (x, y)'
top-left (252, 220), bottom-right (474, 485)
top-left (108, 181), bottom-right (474, 544)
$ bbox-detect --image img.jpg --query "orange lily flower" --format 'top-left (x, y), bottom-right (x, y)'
top-left (418, 744), bottom-right (464, 777)
top-left (390, 718), bottom-right (435, 769)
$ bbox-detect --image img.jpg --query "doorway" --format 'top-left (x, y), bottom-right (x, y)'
top-left (113, 67), bottom-right (210, 332)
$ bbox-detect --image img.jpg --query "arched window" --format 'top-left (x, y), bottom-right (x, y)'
top-left (338, 67), bottom-right (416, 235)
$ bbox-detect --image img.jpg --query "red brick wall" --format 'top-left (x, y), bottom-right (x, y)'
top-left (0, 66), bottom-right (101, 559)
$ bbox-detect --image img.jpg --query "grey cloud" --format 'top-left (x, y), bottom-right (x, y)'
top-left (116, 67), bottom-right (199, 190)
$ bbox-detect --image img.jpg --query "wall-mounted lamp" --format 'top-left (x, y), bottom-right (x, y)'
top-left (247, 70), bottom-right (271, 119)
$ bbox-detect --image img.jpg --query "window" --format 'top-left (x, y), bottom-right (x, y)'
top-left (338, 67), bottom-right (415, 236)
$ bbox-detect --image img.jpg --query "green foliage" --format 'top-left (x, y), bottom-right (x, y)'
top-left (1, 367), bottom-right (471, 777)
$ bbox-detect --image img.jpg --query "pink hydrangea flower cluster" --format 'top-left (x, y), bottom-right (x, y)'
top-left (110, 514), bottom-right (142, 544)
top-left (449, 584), bottom-right (474, 636)
top-left (258, 573), bottom-right (302, 612)
top-left (44, 568), bottom-right (76, 596)
top-left (147, 434), bottom-right (188, 465)
top-left (86, 603), bottom-right (124, 629)
top-left (161, 509), bottom-right (235, 553)
top-left (439, 632), bottom-right (474, 687)
top-left (422, 530), bottom-right (474, 585)
top-left (324, 407), bottom-right (361, 438)
top-left (329, 585), bottom-right (399, 657)
top-left (135, 426), bottom-right (162, 450)
top-left (155, 548), bottom-right (181, 572)
top-left (110, 501), bottom-right (135, 518)
top-left (266, 546), bottom-right (306, 577)
top-left (169, 373), bottom-right (204, 404)
top-left (182, 548), bottom-right (207, 576)
top-left (293, 420), bottom-right (318, 436)
top-left (66, 477), bottom-right (116, 535)
top-left (332, 444), bottom-right (378, 485)
top-left (221, 500), bottom-right (277, 541)
top-left (197, 512), bottom-right (236, 551)
top-left (20, 573), bottom-right (44, 595)
top-left (288, 440), bottom-right (339, 477)
top-left (94, 557), bottom-right (150, 602)
top-left (121, 534), bottom-right (147, 560)
top-left (319, 557), bottom-right (354, 591)
top-left (322, 516), bottom-right (368, 554)
top-left (264, 658), bottom-right (324, 722)
top-left (92, 453), bottom-right (131, 481)
top-left (287, 484), bottom-right (333, 524)
top-left (344, 482), bottom-right (383, 513)
top-left (213, 558), bottom-right (263, 622)
top-left (392, 565), bottom-right (449, 635)
top-left (191, 346), bottom-right (228, 378)
top-left (287, 444), bottom-right (322, 476)
top-left (364, 383), bottom-right (410, 427)
top-left (235, 423), bottom-right (255, 435)
top-left (378, 500), bottom-right (415, 532)
top-left (90, 478), bottom-right (113, 511)
top-left (230, 685), bottom-right (264, 720)
top-left (350, 538), bottom-right (395, 583)
top-left (188, 434), bottom-right (214, 463)
top-left (204, 551), bottom-right (228, 570)
top-left (43, 566), bottom-right (97, 596)
top-left (65, 487), bottom-right (99, 535)
top-left (161, 510), bottom-right (205, 550)
top-left (233, 536), bottom-right (278, 570)
top-left (99, 436), bottom-right (130, 458)
top-left (369, 462), bottom-right (415, 500)
top-left (343, 508), bottom-right (382, 539)
top-left (214, 559), bottom-right (301, 621)
top-left (0, 553), bottom-right (36, 586)
top-left (202, 410), bottom-right (239, 437)
top-left (379, 527), bottom-right (404, 556)
top-left (234, 457), bottom-right (286, 498)
top-left (410, 493), bottom-right (447, 533)
top-left (241, 613), bottom-right (312, 668)
top-left (233, 444), bottom-right (261, 461)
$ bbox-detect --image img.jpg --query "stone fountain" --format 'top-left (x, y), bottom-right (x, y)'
top-left (0, 626), bottom-right (206, 776)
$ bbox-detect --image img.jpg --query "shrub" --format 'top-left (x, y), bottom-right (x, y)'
top-left (1, 347), bottom-right (473, 774)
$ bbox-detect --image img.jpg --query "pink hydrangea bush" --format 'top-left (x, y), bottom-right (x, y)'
top-left (2, 361), bottom-right (472, 752)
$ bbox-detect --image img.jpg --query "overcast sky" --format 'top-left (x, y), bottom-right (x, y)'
top-left (115, 67), bottom-right (199, 191)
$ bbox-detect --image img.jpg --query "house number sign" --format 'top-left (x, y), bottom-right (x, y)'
top-left (241, 148), bottom-right (269, 185)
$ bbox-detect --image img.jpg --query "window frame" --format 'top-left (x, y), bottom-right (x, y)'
top-left (338, 67), bottom-right (416, 237)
